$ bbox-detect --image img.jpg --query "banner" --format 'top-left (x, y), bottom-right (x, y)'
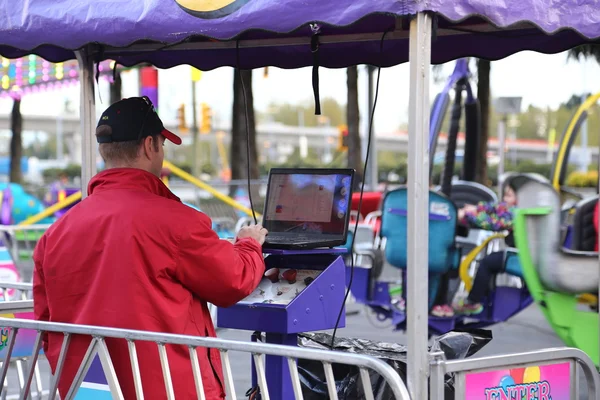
top-left (464, 361), bottom-right (571, 399)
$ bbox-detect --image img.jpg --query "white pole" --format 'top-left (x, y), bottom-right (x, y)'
top-left (75, 49), bottom-right (97, 199)
top-left (366, 65), bottom-right (378, 191)
top-left (407, 12), bottom-right (432, 400)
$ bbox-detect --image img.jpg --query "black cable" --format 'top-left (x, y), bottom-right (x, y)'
top-left (330, 32), bottom-right (387, 350)
top-left (236, 40), bottom-right (258, 224)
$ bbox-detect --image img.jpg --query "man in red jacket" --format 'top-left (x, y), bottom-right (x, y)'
top-left (33, 96), bottom-right (267, 399)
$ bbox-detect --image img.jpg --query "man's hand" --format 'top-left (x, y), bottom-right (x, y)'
top-left (237, 224), bottom-right (268, 245)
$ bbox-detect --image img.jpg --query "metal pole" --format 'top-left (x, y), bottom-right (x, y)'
top-left (366, 65), bottom-right (378, 191)
top-left (75, 48), bottom-right (97, 199)
top-left (191, 80), bottom-right (199, 177)
top-left (407, 12), bottom-right (431, 400)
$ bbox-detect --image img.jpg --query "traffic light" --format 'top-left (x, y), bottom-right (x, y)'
top-left (338, 124), bottom-right (349, 151)
top-left (200, 103), bottom-right (212, 134)
top-left (177, 104), bottom-right (188, 133)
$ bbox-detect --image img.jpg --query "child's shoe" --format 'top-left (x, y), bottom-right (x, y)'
top-left (455, 300), bottom-right (483, 315)
top-left (431, 304), bottom-right (454, 318)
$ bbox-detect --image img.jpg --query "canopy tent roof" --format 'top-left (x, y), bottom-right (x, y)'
top-left (1, 0), bottom-right (600, 70)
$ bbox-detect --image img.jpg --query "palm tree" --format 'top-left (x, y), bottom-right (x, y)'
top-left (9, 99), bottom-right (22, 183)
top-left (110, 70), bottom-right (122, 105)
top-left (230, 69), bottom-right (259, 201)
top-left (568, 45), bottom-right (600, 64)
top-left (346, 66), bottom-right (362, 189)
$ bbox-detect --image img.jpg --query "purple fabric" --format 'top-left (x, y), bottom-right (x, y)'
top-left (0, 1), bottom-right (599, 69)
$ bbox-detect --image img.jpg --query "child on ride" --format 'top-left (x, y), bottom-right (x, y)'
top-left (453, 181), bottom-right (518, 315)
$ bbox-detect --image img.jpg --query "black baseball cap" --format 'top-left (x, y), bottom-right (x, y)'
top-left (96, 96), bottom-right (182, 145)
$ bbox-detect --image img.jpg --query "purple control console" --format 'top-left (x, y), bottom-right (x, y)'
top-left (217, 248), bottom-right (347, 400)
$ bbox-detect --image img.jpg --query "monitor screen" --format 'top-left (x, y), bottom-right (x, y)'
top-left (263, 171), bottom-right (353, 236)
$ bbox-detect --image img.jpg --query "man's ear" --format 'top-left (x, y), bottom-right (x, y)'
top-left (142, 136), bottom-right (155, 160)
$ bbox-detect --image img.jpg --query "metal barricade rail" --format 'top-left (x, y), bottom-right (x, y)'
top-left (0, 282), bottom-right (42, 399)
top-left (0, 317), bottom-right (411, 400)
top-left (429, 347), bottom-right (600, 399)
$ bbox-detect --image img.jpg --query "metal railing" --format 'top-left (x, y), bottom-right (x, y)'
top-left (429, 347), bottom-right (600, 399)
top-left (0, 317), bottom-right (410, 400)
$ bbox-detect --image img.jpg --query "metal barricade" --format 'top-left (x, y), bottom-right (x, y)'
top-left (0, 225), bottom-right (50, 282)
top-left (0, 282), bottom-right (33, 302)
top-left (0, 282), bottom-right (43, 400)
top-left (430, 347), bottom-right (600, 399)
top-left (0, 317), bottom-right (411, 400)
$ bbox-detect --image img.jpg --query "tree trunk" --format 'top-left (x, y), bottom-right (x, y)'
top-left (346, 66), bottom-right (362, 189)
top-left (230, 69), bottom-right (260, 203)
top-left (476, 59), bottom-right (491, 185)
top-left (110, 71), bottom-right (122, 105)
top-left (9, 99), bottom-right (23, 184)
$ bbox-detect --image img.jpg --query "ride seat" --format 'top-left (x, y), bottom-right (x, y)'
top-left (448, 180), bottom-right (498, 209)
top-left (570, 195), bottom-right (599, 252)
top-left (503, 249), bottom-right (522, 278)
top-left (380, 188), bottom-right (460, 308)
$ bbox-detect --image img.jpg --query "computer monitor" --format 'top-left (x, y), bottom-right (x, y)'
top-left (262, 168), bottom-right (355, 249)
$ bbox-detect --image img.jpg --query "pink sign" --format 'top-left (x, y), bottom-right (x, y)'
top-left (464, 362), bottom-right (571, 399)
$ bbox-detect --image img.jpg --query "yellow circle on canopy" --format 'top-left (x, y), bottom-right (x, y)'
top-left (175, 0), bottom-right (250, 19)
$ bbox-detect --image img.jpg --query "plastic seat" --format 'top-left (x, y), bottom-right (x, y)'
top-left (380, 187), bottom-right (459, 308)
top-left (570, 195), bottom-right (598, 251)
top-left (448, 180), bottom-right (498, 209)
top-left (503, 250), bottom-right (522, 278)
top-left (515, 180), bottom-right (599, 294)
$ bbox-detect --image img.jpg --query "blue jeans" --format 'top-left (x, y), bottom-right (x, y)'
top-left (467, 251), bottom-right (505, 303)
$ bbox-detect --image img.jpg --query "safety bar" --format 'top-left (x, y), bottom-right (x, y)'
top-left (457, 232), bottom-right (507, 291)
top-left (0, 317), bottom-right (411, 400)
top-left (386, 208), bottom-right (451, 221)
top-left (429, 347), bottom-right (600, 399)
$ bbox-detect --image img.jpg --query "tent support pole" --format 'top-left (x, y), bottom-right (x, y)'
top-left (407, 12), bottom-right (432, 400)
top-left (76, 48), bottom-right (97, 199)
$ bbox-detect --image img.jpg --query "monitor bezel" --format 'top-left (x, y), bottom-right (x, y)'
top-left (262, 168), bottom-right (356, 243)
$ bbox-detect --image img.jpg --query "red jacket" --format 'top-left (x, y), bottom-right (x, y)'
top-left (33, 168), bottom-right (265, 399)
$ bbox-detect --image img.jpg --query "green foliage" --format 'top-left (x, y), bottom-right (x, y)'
top-left (566, 171), bottom-right (599, 188)
top-left (41, 164), bottom-right (81, 180)
top-left (262, 98), bottom-right (346, 127)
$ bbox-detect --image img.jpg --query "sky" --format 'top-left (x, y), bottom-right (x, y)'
top-left (1, 50), bottom-right (599, 138)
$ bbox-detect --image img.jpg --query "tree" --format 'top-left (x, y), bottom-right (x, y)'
top-left (9, 99), bottom-right (23, 183)
top-left (346, 66), bottom-right (362, 188)
top-left (230, 69), bottom-right (260, 200)
top-left (110, 71), bottom-right (122, 105)
top-left (568, 45), bottom-right (600, 64)
top-left (475, 59), bottom-right (491, 185)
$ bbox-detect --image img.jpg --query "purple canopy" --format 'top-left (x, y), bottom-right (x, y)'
top-left (1, 0), bottom-right (599, 70)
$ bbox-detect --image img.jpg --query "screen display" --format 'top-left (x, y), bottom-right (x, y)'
top-left (264, 172), bottom-right (353, 236)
